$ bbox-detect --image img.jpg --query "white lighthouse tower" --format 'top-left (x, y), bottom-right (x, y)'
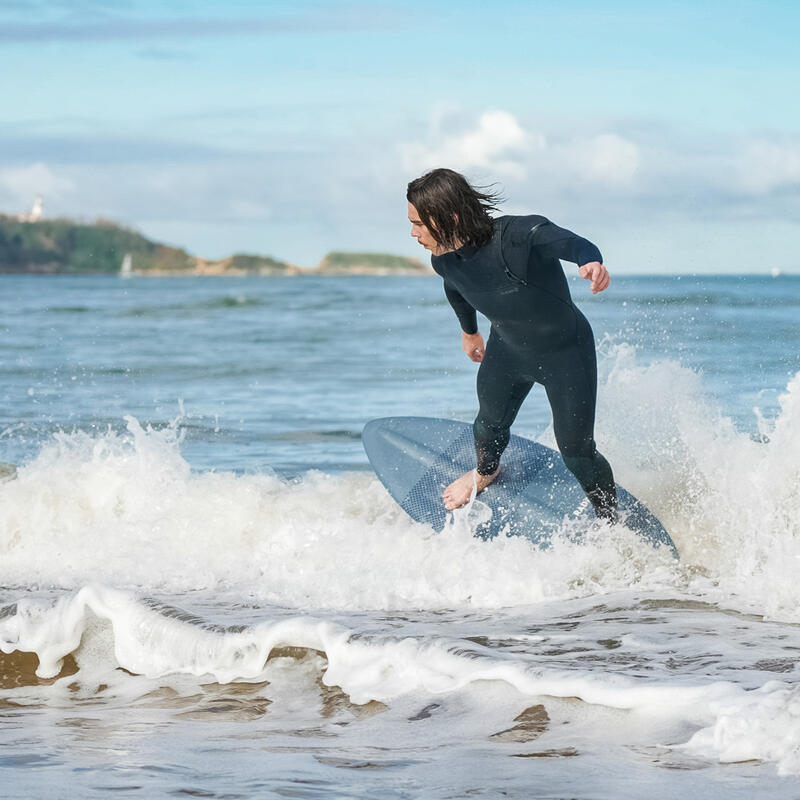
top-left (18, 195), bottom-right (44, 223)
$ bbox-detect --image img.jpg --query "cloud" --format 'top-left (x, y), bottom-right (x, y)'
top-left (0, 133), bottom-right (230, 165)
top-left (0, 162), bottom-right (74, 209)
top-left (136, 46), bottom-right (196, 61)
top-left (573, 133), bottom-right (641, 184)
top-left (0, 7), bottom-right (389, 43)
top-left (3, 107), bottom-right (799, 268)
top-left (400, 109), bottom-right (640, 188)
top-left (400, 108), bottom-right (800, 226)
top-left (401, 110), bottom-right (535, 178)
top-left (737, 138), bottom-right (800, 194)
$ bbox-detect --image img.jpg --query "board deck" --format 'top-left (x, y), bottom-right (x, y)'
top-left (362, 417), bottom-right (678, 557)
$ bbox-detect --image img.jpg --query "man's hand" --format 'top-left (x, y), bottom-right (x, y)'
top-left (578, 261), bottom-right (610, 294)
top-left (462, 331), bottom-right (485, 362)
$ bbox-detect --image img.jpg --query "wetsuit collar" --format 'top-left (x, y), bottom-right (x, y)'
top-left (453, 242), bottom-right (479, 260)
top-left (453, 220), bottom-right (503, 259)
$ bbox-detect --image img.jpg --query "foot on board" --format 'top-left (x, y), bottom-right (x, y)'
top-left (443, 468), bottom-right (499, 510)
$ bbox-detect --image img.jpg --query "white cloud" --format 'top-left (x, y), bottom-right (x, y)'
top-left (737, 139), bottom-right (800, 194)
top-left (401, 110), bottom-right (535, 178)
top-left (572, 133), bottom-right (641, 184)
top-left (398, 108), bottom-right (800, 227)
top-left (4, 116), bottom-right (797, 269)
top-left (401, 109), bottom-right (641, 190)
top-left (0, 162), bottom-right (74, 212)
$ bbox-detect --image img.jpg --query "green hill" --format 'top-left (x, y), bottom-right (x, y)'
top-left (0, 214), bottom-right (195, 274)
top-left (316, 251), bottom-right (429, 274)
top-left (228, 253), bottom-right (296, 274)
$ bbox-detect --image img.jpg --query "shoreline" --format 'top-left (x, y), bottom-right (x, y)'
top-left (0, 268), bottom-right (436, 277)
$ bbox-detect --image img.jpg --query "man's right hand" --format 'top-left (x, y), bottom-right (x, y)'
top-left (462, 331), bottom-right (485, 362)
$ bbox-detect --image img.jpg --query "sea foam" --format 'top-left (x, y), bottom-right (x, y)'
top-left (0, 416), bottom-right (678, 611)
top-left (592, 345), bottom-right (800, 620)
top-left (1, 351), bottom-right (799, 618)
top-left (3, 584), bottom-right (799, 775)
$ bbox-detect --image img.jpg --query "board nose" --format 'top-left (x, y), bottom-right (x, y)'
top-left (361, 417), bottom-right (391, 451)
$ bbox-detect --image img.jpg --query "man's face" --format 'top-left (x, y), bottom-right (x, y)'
top-left (408, 202), bottom-right (442, 255)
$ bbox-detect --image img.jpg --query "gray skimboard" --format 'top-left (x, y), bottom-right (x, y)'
top-left (362, 417), bottom-right (678, 557)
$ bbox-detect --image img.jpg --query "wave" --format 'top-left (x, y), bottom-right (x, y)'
top-left (0, 411), bottom-right (679, 608)
top-left (121, 295), bottom-right (265, 317)
top-left (589, 343), bottom-right (800, 620)
top-left (608, 291), bottom-right (800, 308)
top-left (1, 585), bottom-right (799, 775)
top-left (1, 346), bottom-right (799, 617)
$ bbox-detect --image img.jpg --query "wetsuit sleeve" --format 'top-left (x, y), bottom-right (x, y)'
top-left (531, 221), bottom-right (603, 267)
top-left (443, 280), bottom-right (478, 334)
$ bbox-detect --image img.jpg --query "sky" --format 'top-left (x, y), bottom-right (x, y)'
top-left (1, 0), bottom-right (799, 273)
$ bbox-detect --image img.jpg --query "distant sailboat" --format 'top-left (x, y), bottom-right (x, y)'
top-left (120, 252), bottom-right (133, 278)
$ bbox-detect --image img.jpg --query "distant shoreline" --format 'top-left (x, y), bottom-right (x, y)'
top-left (120, 268), bottom-right (436, 278)
top-left (0, 214), bottom-right (431, 277)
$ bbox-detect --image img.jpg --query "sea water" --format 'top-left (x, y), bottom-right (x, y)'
top-left (1, 273), bottom-right (799, 798)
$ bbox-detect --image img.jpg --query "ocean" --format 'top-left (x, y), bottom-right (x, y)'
top-left (1, 272), bottom-right (799, 798)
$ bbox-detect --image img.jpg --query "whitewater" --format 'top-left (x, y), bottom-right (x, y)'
top-left (1, 274), bottom-right (799, 798)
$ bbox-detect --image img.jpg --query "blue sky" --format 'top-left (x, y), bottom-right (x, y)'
top-left (1, 0), bottom-right (799, 272)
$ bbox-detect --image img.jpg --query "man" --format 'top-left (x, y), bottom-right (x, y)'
top-left (407, 168), bottom-right (617, 520)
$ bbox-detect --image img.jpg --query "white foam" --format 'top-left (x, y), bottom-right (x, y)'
top-left (0, 586), bottom-right (742, 707)
top-left (680, 681), bottom-right (800, 775)
top-left (591, 346), bottom-right (800, 620)
top-left (4, 585), bottom-right (799, 775)
top-left (0, 416), bottom-right (678, 610)
top-left (3, 351), bottom-right (800, 617)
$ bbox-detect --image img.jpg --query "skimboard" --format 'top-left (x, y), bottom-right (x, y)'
top-left (362, 417), bottom-right (678, 557)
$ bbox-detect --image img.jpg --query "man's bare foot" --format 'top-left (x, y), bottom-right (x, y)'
top-left (443, 468), bottom-right (499, 510)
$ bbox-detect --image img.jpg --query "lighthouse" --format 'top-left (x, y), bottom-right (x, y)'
top-left (18, 195), bottom-right (44, 223)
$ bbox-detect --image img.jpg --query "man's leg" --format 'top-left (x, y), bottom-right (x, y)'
top-left (541, 344), bottom-right (618, 521)
top-left (473, 345), bottom-right (534, 476)
top-left (444, 340), bottom-right (533, 509)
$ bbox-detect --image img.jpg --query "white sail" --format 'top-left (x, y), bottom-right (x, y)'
top-left (120, 253), bottom-right (133, 277)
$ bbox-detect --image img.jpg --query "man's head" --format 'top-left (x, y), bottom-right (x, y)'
top-left (406, 168), bottom-right (502, 255)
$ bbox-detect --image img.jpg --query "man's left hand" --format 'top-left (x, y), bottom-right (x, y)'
top-left (578, 261), bottom-right (610, 294)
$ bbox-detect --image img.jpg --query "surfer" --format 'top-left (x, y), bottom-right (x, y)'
top-left (407, 168), bottom-right (617, 520)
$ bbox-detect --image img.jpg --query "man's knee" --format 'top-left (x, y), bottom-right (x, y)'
top-left (560, 441), bottom-right (602, 486)
top-left (558, 437), bottom-right (596, 461)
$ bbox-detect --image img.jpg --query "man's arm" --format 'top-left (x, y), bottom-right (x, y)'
top-left (531, 220), bottom-right (602, 266)
top-left (443, 280), bottom-right (478, 335)
top-left (531, 221), bottom-right (610, 293)
top-left (443, 281), bottom-right (485, 361)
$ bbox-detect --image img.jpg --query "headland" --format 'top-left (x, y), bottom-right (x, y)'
top-left (0, 214), bottom-right (430, 276)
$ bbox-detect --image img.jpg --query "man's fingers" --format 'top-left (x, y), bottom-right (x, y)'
top-left (580, 262), bottom-right (610, 293)
top-left (590, 265), bottom-right (610, 293)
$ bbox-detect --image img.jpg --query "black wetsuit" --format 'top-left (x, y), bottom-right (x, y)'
top-left (431, 215), bottom-right (618, 519)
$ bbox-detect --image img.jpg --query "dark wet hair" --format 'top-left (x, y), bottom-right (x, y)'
top-left (406, 168), bottom-right (503, 251)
